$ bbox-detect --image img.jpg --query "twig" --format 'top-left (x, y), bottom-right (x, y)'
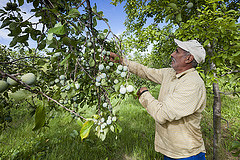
top-left (76, 57), bottom-right (94, 81)
top-left (91, 9), bottom-right (123, 56)
top-left (221, 117), bottom-right (229, 128)
top-left (0, 56), bottom-right (46, 64)
top-left (76, 0), bottom-right (87, 8)
top-left (40, 91), bottom-right (86, 120)
top-left (73, 60), bottom-right (78, 82)
top-left (221, 70), bottom-right (239, 77)
top-left (220, 91), bottom-right (240, 95)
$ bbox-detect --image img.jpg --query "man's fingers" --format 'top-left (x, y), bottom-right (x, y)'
top-left (103, 52), bottom-right (122, 64)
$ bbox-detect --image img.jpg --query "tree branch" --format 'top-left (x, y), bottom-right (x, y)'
top-left (76, 0), bottom-right (87, 8)
top-left (0, 69), bottom-right (86, 121)
top-left (0, 56), bottom-right (46, 64)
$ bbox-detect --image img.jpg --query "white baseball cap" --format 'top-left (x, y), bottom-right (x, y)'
top-left (174, 39), bottom-right (206, 64)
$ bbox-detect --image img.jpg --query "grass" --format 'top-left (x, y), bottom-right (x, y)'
top-left (202, 93), bottom-right (240, 159)
top-left (0, 86), bottom-right (239, 160)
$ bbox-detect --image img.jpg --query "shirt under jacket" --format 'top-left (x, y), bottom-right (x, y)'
top-left (123, 59), bottom-right (206, 158)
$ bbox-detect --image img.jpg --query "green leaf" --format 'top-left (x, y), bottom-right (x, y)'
top-left (0, 18), bottom-right (11, 29)
top-left (72, 130), bottom-right (79, 136)
top-left (17, 34), bottom-right (29, 43)
top-left (93, 17), bottom-right (97, 27)
top-left (68, 8), bottom-right (80, 18)
top-left (8, 27), bottom-right (22, 36)
top-left (114, 82), bottom-right (121, 92)
top-left (203, 39), bottom-right (210, 47)
top-left (38, 40), bottom-right (46, 50)
top-left (213, 3), bottom-right (217, 10)
top-left (232, 51), bottom-right (240, 57)
top-left (77, 118), bottom-right (83, 127)
top-left (110, 125), bottom-right (114, 132)
top-left (168, 3), bottom-right (178, 10)
top-left (165, 14), bottom-right (172, 23)
top-left (176, 13), bottom-right (182, 22)
top-left (48, 23), bottom-right (66, 35)
top-left (62, 36), bottom-right (71, 46)
top-left (80, 120), bottom-right (94, 140)
top-left (215, 17), bottom-right (223, 21)
top-left (0, 9), bottom-right (5, 13)
top-left (47, 33), bottom-right (53, 41)
top-left (18, 0), bottom-right (24, 6)
top-left (103, 29), bottom-right (108, 33)
top-left (30, 29), bottom-right (41, 40)
top-left (89, 57), bottom-right (95, 67)
top-left (9, 22), bottom-right (17, 31)
top-left (33, 105), bottom-right (46, 131)
top-left (10, 89), bottom-right (33, 102)
top-left (60, 54), bottom-right (71, 66)
top-left (9, 37), bottom-right (18, 47)
top-left (115, 123), bottom-right (122, 133)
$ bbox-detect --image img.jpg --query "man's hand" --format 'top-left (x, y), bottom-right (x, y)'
top-left (108, 52), bottom-right (123, 64)
top-left (137, 87), bottom-right (148, 99)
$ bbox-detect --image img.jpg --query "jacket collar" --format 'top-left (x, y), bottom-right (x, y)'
top-left (176, 68), bottom-right (195, 79)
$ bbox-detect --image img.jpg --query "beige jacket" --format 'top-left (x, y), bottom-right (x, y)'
top-left (124, 59), bottom-right (206, 158)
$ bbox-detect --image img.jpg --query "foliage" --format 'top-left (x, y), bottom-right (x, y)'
top-left (112, 0), bottom-right (239, 31)
top-left (0, 0), bottom-right (134, 140)
top-left (175, 3), bottom-right (240, 95)
top-left (122, 24), bottom-right (175, 89)
top-left (123, 24), bottom-right (174, 69)
top-left (113, 1), bottom-right (240, 158)
top-left (116, 0), bottom-right (240, 96)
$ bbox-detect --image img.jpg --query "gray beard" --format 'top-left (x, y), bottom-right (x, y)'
top-left (170, 57), bottom-right (176, 68)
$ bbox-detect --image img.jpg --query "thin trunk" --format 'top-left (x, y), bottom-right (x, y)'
top-left (213, 79), bottom-right (222, 160)
top-left (208, 43), bottom-right (222, 159)
top-left (213, 83), bottom-right (221, 160)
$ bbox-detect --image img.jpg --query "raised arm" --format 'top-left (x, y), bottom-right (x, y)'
top-left (109, 52), bottom-right (164, 84)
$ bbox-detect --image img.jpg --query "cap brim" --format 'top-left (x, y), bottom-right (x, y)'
top-left (174, 39), bottom-right (189, 52)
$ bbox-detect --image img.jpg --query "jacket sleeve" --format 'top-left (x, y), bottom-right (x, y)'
top-left (139, 81), bottom-right (206, 124)
top-left (123, 58), bottom-right (164, 84)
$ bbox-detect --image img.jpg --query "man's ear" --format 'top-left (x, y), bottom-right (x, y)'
top-left (185, 54), bottom-right (194, 64)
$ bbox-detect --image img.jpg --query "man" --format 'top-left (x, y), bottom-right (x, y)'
top-left (109, 39), bottom-right (207, 159)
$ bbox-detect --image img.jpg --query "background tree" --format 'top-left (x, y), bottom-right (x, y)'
top-left (113, 0), bottom-right (240, 158)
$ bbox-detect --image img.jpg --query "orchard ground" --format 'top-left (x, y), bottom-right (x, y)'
top-left (0, 86), bottom-right (239, 159)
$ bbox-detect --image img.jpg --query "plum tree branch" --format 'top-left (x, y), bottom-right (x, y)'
top-left (0, 69), bottom-right (87, 121)
top-left (76, 57), bottom-right (94, 81)
top-left (91, 9), bottom-right (124, 56)
top-left (76, 0), bottom-right (86, 8)
top-left (0, 56), bottom-right (46, 64)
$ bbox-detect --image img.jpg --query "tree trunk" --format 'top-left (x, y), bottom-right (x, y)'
top-left (208, 43), bottom-right (222, 159)
top-left (213, 82), bottom-right (222, 160)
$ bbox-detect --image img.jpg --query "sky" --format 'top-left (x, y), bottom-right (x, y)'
top-left (0, 0), bottom-right (127, 48)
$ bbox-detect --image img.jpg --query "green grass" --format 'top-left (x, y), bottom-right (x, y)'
top-left (0, 87), bottom-right (239, 160)
top-left (201, 93), bottom-right (240, 159)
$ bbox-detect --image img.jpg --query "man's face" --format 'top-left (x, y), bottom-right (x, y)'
top-left (170, 47), bottom-right (189, 73)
